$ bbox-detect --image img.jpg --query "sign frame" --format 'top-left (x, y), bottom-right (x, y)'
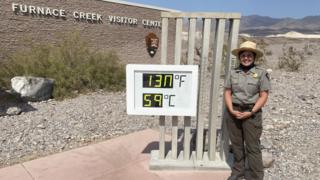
top-left (126, 64), bottom-right (199, 116)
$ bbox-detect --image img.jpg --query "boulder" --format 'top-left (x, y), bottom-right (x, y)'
top-left (11, 76), bottom-right (54, 101)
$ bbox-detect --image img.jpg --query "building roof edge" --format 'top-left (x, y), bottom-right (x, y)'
top-left (98, 0), bottom-right (180, 12)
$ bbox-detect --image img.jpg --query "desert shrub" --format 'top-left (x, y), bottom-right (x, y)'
top-left (0, 33), bottom-right (125, 99)
top-left (255, 39), bottom-right (268, 65)
top-left (303, 43), bottom-right (313, 56)
top-left (203, 44), bottom-right (228, 75)
top-left (219, 44), bottom-right (229, 75)
top-left (265, 50), bottom-right (273, 56)
top-left (278, 46), bottom-right (305, 72)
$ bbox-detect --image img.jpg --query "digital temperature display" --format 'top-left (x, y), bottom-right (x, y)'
top-left (143, 93), bottom-right (163, 107)
top-left (143, 74), bottom-right (173, 88)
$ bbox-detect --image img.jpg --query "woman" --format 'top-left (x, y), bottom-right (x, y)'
top-left (224, 41), bottom-right (271, 180)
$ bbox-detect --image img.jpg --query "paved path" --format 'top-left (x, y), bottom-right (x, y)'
top-left (0, 129), bottom-right (230, 180)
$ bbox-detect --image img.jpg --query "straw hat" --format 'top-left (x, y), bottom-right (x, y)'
top-left (232, 41), bottom-right (263, 58)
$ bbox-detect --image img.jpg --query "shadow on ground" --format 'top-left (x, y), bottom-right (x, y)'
top-left (0, 88), bottom-right (37, 115)
top-left (142, 129), bottom-right (197, 157)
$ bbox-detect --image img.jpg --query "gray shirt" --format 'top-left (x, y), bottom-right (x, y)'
top-left (225, 66), bottom-right (271, 105)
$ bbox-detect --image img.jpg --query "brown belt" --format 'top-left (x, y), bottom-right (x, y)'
top-left (232, 103), bottom-right (255, 110)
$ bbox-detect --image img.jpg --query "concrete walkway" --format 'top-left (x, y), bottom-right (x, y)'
top-left (0, 129), bottom-right (230, 180)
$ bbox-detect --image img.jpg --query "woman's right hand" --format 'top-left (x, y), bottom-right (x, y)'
top-left (232, 110), bottom-right (253, 120)
top-left (231, 110), bottom-right (242, 119)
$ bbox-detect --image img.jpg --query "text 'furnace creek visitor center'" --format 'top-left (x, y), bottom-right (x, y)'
top-left (0, 0), bottom-right (178, 64)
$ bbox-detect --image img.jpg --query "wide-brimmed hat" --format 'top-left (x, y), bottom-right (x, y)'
top-left (232, 41), bottom-right (263, 58)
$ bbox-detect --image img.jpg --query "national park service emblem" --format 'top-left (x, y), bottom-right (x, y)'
top-left (145, 33), bottom-right (159, 57)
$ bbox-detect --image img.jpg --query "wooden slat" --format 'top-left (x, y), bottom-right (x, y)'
top-left (159, 17), bottom-right (168, 160)
top-left (159, 116), bottom-right (166, 159)
top-left (161, 17), bottom-right (168, 65)
top-left (170, 18), bottom-right (183, 160)
top-left (196, 18), bottom-right (212, 160)
top-left (162, 12), bottom-right (241, 19)
top-left (183, 18), bottom-right (196, 160)
top-left (219, 19), bottom-right (240, 161)
top-left (208, 19), bottom-right (226, 161)
top-left (174, 18), bottom-right (183, 64)
top-left (183, 116), bottom-right (191, 160)
top-left (187, 18), bottom-right (197, 64)
top-left (171, 116), bottom-right (178, 159)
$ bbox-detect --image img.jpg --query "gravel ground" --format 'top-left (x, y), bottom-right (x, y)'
top-left (0, 40), bottom-right (319, 179)
top-left (0, 91), bottom-right (160, 168)
top-left (261, 40), bottom-right (320, 180)
top-left (262, 71), bottom-right (320, 180)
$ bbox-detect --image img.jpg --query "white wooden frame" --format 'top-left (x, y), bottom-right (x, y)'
top-left (152, 12), bottom-right (241, 169)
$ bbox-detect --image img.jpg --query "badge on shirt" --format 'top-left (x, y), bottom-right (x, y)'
top-left (266, 73), bottom-right (270, 80)
top-left (252, 73), bottom-right (258, 78)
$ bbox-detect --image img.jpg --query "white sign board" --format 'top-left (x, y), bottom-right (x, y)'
top-left (126, 64), bottom-right (199, 116)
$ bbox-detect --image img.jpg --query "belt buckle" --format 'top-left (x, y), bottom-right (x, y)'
top-left (243, 104), bottom-right (253, 110)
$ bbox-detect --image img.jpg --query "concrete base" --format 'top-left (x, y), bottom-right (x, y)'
top-left (150, 150), bottom-right (232, 171)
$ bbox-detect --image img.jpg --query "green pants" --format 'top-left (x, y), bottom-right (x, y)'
top-left (225, 105), bottom-right (264, 180)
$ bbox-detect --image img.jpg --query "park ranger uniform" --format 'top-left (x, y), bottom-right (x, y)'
top-left (225, 65), bottom-right (271, 180)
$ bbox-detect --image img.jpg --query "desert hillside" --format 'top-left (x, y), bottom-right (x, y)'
top-left (241, 15), bottom-right (320, 36)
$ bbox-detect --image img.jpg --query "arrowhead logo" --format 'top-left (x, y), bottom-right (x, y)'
top-left (145, 33), bottom-right (159, 57)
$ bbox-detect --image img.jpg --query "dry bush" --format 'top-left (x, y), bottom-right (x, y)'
top-left (278, 45), bottom-right (305, 72)
top-left (265, 50), bottom-right (273, 56)
top-left (0, 32), bottom-right (125, 99)
top-left (255, 39), bottom-right (268, 65)
top-left (303, 43), bottom-right (313, 56)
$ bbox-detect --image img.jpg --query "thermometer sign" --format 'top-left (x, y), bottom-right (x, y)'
top-left (126, 64), bottom-right (199, 116)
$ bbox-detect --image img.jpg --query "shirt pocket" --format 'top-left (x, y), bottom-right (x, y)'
top-left (247, 78), bottom-right (259, 95)
top-left (231, 76), bottom-right (241, 92)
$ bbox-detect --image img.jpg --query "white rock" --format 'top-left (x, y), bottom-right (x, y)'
top-left (262, 151), bottom-right (275, 168)
top-left (6, 107), bottom-right (22, 116)
top-left (264, 124), bottom-right (274, 130)
top-left (11, 76), bottom-right (54, 101)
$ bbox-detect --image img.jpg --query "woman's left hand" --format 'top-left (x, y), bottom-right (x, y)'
top-left (236, 111), bottom-right (252, 120)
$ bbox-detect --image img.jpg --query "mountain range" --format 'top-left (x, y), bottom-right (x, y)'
top-left (240, 15), bottom-right (320, 36)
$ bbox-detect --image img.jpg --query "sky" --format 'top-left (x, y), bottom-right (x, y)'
top-left (125, 0), bottom-right (320, 19)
